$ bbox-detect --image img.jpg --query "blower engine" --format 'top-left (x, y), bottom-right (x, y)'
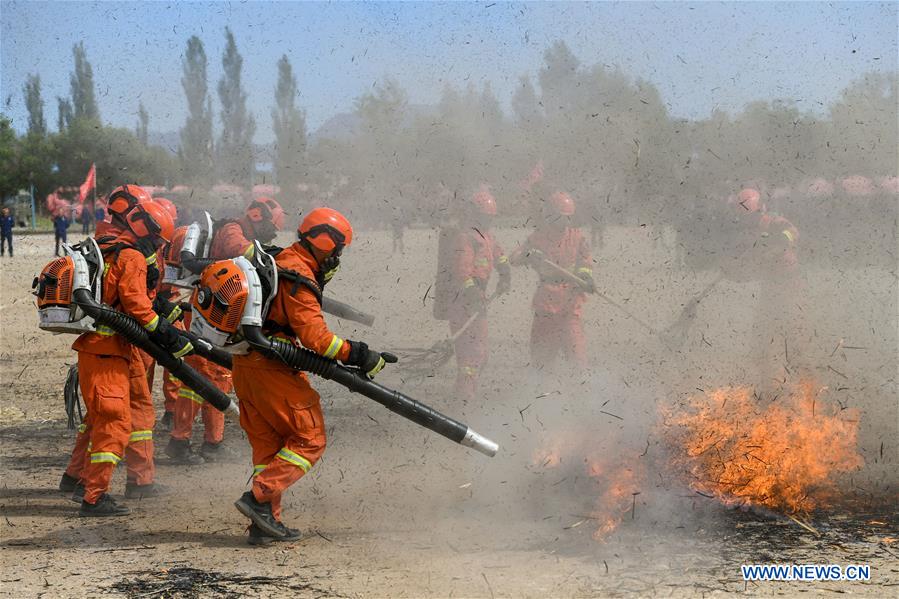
top-left (189, 247), bottom-right (499, 457)
top-left (33, 240), bottom-right (103, 334)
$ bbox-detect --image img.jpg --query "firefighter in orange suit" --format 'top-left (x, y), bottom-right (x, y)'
top-left (511, 191), bottom-right (593, 369)
top-left (448, 188), bottom-right (511, 402)
top-left (231, 207), bottom-right (394, 545)
top-left (166, 197), bottom-right (285, 464)
top-left (732, 188), bottom-right (802, 380)
top-left (68, 201), bottom-right (193, 516)
top-left (59, 188), bottom-right (184, 501)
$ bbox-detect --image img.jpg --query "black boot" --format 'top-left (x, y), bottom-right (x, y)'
top-left (165, 438), bottom-right (204, 465)
top-left (158, 411), bottom-right (174, 431)
top-left (234, 491), bottom-right (285, 539)
top-left (70, 483), bottom-right (85, 504)
top-left (59, 472), bottom-right (79, 492)
top-left (246, 523), bottom-right (302, 546)
top-left (79, 493), bottom-right (131, 517)
top-left (124, 482), bottom-right (171, 499)
top-left (200, 441), bottom-right (238, 463)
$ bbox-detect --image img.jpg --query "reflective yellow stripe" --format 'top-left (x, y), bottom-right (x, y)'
top-left (129, 429), bottom-right (153, 443)
top-left (463, 277), bottom-right (476, 289)
top-left (103, 263), bottom-right (111, 277)
top-left (167, 374), bottom-right (181, 384)
top-left (462, 365), bottom-right (479, 376)
top-left (253, 464), bottom-right (267, 477)
top-left (276, 448), bottom-right (312, 472)
top-left (497, 255), bottom-right (509, 264)
top-left (475, 257), bottom-right (489, 267)
top-left (242, 245), bottom-right (255, 259)
top-left (171, 342), bottom-right (192, 358)
top-left (144, 315), bottom-right (160, 331)
top-left (178, 387), bottom-right (204, 405)
top-left (323, 335), bottom-right (344, 359)
top-left (77, 423), bottom-right (87, 434)
top-left (782, 229), bottom-right (795, 243)
top-left (96, 325), bottom-right (116, 337)
top-left (576, 266), bottom-right (593, 275)
top-left (90, 452), bottom-right (121, 465)
top-left (145, 253), bottom-right (157, 265)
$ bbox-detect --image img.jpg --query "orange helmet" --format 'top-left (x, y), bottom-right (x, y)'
top-left (737, 188), bottom-right (761, 213)
top-left (551, 191), bottom-right (575, 216)
top-left (106, 184), bottom-right (153, 221)
top-left (471, 189), bottom-right (497, 216)
top-left (154, 197), bottom-right (178, 222)
top-left (163, 225), bottom-right (188, 266)
top-left (125, 201), bottom-right (175, 243)
top-left (191, 260), bottom-right (249, 334)
top-left (246, 196), bottom-right (285, 231)
top-left (298, 207), bottom-right (353, 253)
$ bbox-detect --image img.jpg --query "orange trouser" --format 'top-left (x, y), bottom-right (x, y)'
top-left (67, 347), bottom-right (156, 501)
top-left (448, 303), bottom-right (488, 403)
top-left (530, 311), bottom-right (587, 369)
top-left (162, 369), bottom-right (180, 414)
top-left (233, 360), bottom-right (326, 521)
top-left (170, 354), bottom-right (231, 444)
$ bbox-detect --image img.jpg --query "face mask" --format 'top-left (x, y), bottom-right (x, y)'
top-left (321, 250), bottom-right (342, 283)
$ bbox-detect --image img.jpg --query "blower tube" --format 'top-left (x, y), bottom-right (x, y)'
top-left (241, 326), bottom-right (498, 457)
top-left (321, 296), bottom-right (376, 327)
top-left (70, 255), bottom-right (238, 417)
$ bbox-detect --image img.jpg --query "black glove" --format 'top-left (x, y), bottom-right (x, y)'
top-left (344, 340), bottom-right (398, 379)
top-left (153, 296), bottom-right (184, 323)
top-left (149, 318), bottom-right (194, 358)
top-left (576, 271), bottom-right (596, 294)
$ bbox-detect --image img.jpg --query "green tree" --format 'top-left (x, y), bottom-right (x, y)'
top-left (136, 101), bottom-right (149, 145)
top-left (57, 96), bottom-right (73, 132)
top-left (0, 116), bottom-right (23, 198)
top-left (272, 55), bottom-right (307, 199)
top-left (179, 35), bottom-right (214, 185)
top-left (70, 42), bottom-right (99, 121)
top-left (217, 27), bottom-right (256, 185)
top-left (23, 74), bottom-right (46, 136)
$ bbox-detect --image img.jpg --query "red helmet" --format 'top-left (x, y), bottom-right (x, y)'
top-left (246, 196), bottom-right (285, 231)
top-left (737, 188), bottom-right (762, 213)
top-left (298, 207), bottom-right (353, 253)
top-left (471, 188), bottom-right (497, 216)
top-left (125, 201), bottom-right (175, 243)
top-left (154, 197), bottom-right (178, 222)
top-left (551, 191), bottom-right (575, 216)
top-left (106, 185), bottom-right (153, 221)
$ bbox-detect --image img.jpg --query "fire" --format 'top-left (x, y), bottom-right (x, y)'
top-left (586, 453), bottom-right (644, 540)
top-left (661, 380), bottom-right (863, 514)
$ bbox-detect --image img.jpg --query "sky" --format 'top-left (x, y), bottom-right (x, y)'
top-left (1, 1), bottom-right (896, 143)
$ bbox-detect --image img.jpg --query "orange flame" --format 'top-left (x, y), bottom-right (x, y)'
top-left (661, 380), bottom-right (863, 514)
top-left (586, 454), bottom-right (644, 540)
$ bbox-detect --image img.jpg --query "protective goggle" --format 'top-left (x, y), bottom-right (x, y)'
top-left (303, 223), bottom-right (346, 250)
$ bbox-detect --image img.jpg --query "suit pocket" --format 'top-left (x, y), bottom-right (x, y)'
top-left (95, 386), bottom-right (126, 419)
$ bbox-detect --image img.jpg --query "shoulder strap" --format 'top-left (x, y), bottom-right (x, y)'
top-left (277, 268), bottom-right (323, 305)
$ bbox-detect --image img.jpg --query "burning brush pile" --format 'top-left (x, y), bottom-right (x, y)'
top-left (660, 380), bottom-right (864, 516)
top-left (534, 380), bottom-right (865, 541)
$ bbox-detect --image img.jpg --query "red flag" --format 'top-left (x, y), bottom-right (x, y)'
top-left (78, 163), bottom-right (96, 204)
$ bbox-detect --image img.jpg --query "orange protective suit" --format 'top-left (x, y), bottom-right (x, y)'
top-left (69, 236), bottom-right (162, 504)
top-left (448, 227), bottom-right (507, 401)
top-left (513, 226), bottom-right (592, 368)
top-left (232, 242), bottom-right (350, 520)
top-left (169, 221), bottom-right (252, 445)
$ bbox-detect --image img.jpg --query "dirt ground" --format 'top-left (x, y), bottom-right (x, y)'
top-left (1, 228), bottom-right (896, 598)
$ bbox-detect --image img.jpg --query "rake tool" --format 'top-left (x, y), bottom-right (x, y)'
top-left (398, 292), bottom-right (499, 373)
top-left (659, 273), bottom-right (725, 349)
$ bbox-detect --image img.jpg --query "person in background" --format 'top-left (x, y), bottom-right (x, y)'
top-left (0, 207), bottom-right (13, 257)
top-left (53, 210), bottom-right (71, 257)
